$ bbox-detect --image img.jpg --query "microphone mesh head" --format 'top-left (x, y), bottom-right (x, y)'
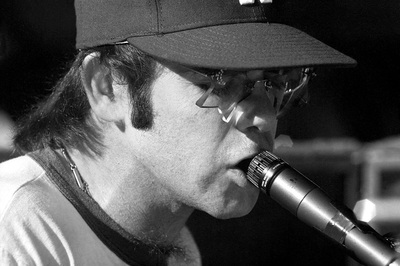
top-left (247, 151), bottom-right (280, 189)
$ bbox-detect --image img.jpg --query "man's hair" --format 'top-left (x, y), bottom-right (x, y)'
top-left (14, 44), bottom-right (157, 155)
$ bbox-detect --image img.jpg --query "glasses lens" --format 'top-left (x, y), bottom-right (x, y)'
top-left (198, 72), bottom-right (251, 113)
top-left (277, 68), bottom-right (311, 118)
top-left (195, 67), bottom-right (313, 120)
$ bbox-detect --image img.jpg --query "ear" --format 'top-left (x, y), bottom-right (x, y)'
top-left (81, 52), bottom-right (127, 123)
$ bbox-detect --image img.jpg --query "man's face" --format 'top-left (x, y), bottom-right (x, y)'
top-left (128, 63), bottom-right (277, 219)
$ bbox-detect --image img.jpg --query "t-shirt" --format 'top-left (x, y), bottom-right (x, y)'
top-left (0, 149), bottom-right (200, 266)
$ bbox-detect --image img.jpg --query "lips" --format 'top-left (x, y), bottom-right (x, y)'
top-left (236, 157), bottom-right (254, 174)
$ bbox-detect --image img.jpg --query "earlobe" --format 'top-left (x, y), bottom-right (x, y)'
top-left (81, 52), bottom-right (124, 122)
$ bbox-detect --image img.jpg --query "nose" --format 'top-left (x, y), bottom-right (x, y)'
top-left (231, 84), bottom-right (278, 135)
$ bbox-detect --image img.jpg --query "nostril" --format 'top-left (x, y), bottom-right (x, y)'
top-left (247, 126), bottom-right (260, 132)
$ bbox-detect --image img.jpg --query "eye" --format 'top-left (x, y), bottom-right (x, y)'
top-left (210, 84), bottom-right (229, 97)
top-left (243, 80), bottom-right (255, 94)
top-left (187, 73), bottom-right (213, 91)
top-left (253, 79), bottom-right (276, 94)
top-left (196, 82), bottom-right (211, 91)
top-left (211, 75), bottom-right (243, 97)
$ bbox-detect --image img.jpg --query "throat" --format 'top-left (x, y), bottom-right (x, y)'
top-left (102, 192), bottom-right (194, 250)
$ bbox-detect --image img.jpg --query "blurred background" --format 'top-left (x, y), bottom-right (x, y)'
top-left (1, 0), bottom-right (399, 265)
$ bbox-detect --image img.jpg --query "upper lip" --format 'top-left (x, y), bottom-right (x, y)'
top-left (234, 149), bottom-right (265, 173)
top-left (231, 134), bottom-right (274, 173)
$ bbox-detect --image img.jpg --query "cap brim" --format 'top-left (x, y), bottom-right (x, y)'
top-left (128, 23), bottom-right (356, 70)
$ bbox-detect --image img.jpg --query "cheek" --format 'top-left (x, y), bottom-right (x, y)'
top-left (150, 102), bottom-right (230, 196)
top-left (151, 107), bottom-right (226, 177)
top-left (145, 73), bottom-right (238, 198)
top-left (152, 84), bottom-right (228, 154)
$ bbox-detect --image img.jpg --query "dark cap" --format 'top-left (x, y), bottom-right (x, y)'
top-left (75, 0), bottom-right (356, 69)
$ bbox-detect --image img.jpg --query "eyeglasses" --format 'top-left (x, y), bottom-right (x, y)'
top-left (165, 62), bottom-right (315, 123)
top-left (190, 67), bottom-right (315, 122)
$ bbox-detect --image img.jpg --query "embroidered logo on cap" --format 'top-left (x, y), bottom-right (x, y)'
top-left (239, 0), bottom-right (272, 5)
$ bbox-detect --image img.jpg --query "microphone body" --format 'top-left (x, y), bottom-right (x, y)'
top-left (247, 151), bottom-right (400, 266)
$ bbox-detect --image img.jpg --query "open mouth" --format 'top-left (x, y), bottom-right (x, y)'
top-left (236, 157), bottom-right (253, 174)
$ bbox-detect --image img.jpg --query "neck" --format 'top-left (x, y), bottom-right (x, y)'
top-left (63, 146), bottom-right (194, 247)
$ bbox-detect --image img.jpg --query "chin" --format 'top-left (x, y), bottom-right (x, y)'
top-left (208, 189), bottom-right (260, 220)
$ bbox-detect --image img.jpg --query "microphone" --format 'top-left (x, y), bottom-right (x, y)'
top-left (247, 151), bottom-right (400, 266)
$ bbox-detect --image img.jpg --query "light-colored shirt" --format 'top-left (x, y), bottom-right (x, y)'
top-left (0, 154), bottom-right (200, 266)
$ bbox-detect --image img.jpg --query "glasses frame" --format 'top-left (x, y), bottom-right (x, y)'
top-left (188, 67), bottom-right (315, 120)
top-left (164, 60), bottom-right (316, 122)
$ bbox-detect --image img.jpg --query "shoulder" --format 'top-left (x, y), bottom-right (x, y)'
top-left (0, 155), bottom-right (68, 264)
top-left (0, 155), bottom-right (43, 180)
top-left (0, 155), bottom-right (59, 264)
top-left (0, 155), bottom-right (128, 266)
top-left (0, 155), bottom-right (45, 216)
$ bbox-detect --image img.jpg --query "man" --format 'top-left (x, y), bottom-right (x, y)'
top-left (0, 0), bottom-right (356, 265)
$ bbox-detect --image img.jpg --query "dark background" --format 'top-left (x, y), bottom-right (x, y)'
top-left (1, 0), bottom-right (399, 265)
top-left (1, 0), bottom-right (399, 141)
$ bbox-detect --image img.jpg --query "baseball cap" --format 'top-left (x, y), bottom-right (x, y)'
top-left (75, 0), bottom-right (356, 70)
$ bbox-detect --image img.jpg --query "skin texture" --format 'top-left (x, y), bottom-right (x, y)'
top-left (68, 53), bottom-right (277, 249)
